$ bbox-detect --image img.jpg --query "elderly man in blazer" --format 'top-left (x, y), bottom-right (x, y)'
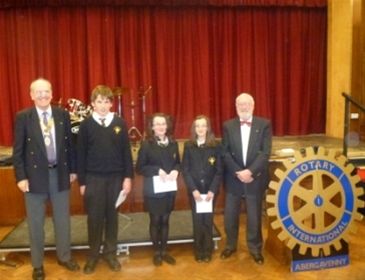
top-left (13, 78), bottom-right (80, 280)
top-left (220, 93), bottom-right (272, 265)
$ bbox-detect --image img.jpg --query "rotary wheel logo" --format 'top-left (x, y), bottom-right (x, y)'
top-left (267, 147), bottom-right (364, 256)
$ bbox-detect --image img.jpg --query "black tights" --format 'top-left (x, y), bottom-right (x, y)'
top-left (149, 213), bottom-right (170, 255)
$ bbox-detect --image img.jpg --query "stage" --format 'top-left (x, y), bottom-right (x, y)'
top-left (0, 210), bottom-right (221, 260)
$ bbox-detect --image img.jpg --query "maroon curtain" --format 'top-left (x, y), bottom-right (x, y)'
top-left (0, 4), bottom-right (327, 146)
top-left (0, 0), bottom-right (327, 8)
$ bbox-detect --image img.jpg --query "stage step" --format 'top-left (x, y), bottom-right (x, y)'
top-left (349, 157), bottom-right (365, 167)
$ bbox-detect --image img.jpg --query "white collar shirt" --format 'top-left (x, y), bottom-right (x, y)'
top-left (92, 112), bottom-right (114, 127)
top-left (240, 117), bottom-right (252, 166)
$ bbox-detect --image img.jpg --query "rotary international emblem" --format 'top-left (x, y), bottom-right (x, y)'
top-left (266, 147), bottom-right (364, 256)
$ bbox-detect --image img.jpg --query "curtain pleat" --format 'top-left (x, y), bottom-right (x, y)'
top-left (0, 4), bottom-right (327, 145)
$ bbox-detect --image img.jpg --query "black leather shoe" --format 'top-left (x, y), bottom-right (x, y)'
top-left (83, 259), bottom-right (98, 274)
top-left (162, 253), bottom-right (176, 265)
top-left (104, 256), bottom-right (121, 272)
top-left (153, 254), bottom-right (162, 266)
top-left (32, 266), bottom-right (45, 280)
top-left (220, 248), bottom-right (236, 259)
top-left (203, 255), bottom-right (212, 263)
top-left (250, 252), bottom-right (264, 265)
top-left (57, 259), bottom-right (80, 271)
top-left (195, 254), bottom-right (203, 263)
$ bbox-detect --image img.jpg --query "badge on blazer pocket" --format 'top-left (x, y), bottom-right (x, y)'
top-left (114, 126), bottom-right (121, 134)
top-left (208, 156), bottom-right (216, 165)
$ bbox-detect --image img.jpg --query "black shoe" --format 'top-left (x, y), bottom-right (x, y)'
top-left (195, 255), bottom-right (203, 263)
top-left (250, 252), bottom-right (264, 265)
top-left (153, 254), bottom-right (162, 266)
top-left (162, 253), bottom-right (176, 265)
top-left (83, 259), bottom-right (98, 274)
top-left (57, 259), bottom-right (80, 271)
top-left (104, 256), bottom-right (121, 272)
top-left (203, 255), bottom-right (212, 263)
top-left (32, 266), bottom-right (45, 280)
top-left (220, 248), bottom-right (236, 259)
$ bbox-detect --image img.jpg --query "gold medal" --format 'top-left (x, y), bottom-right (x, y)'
top-left (44, 136), bottom-right (51, 146)
top-left (40, 117), bottom-right (54, 135)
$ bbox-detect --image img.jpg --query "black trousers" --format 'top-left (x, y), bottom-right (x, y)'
top-left (84, 173), bottom-right (122, 260)
top-left (224, 191), bottom-right (264, 254)
top-left (191, 197), bottom-right (214, 257)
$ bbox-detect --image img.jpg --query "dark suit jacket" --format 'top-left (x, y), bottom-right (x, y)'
top-left (222, 116), bottom-right (272, 196)
top-left (182, 141), bottom-right (222, 195)
top-left (13, 106), bottom-right (76, 193)
top-left (136, 139), bottom-right (180, 198)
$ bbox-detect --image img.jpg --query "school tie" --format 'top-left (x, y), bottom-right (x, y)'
top-left (43, 112), bottom-right (57, 164)
top-left (100, 118), bottom-right (106, 127)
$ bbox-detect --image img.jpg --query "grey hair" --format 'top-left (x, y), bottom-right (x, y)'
top-left (235, 93), bottom-right (254, 105)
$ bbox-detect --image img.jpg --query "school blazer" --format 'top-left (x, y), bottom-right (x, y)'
top-left (182, 141), bottom-right (222, 195)
top-left (136, 139), bottom-right (180, 198)
top-left (13, 106), bottom-right (76, 193)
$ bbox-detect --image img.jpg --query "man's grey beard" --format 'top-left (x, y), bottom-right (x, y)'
top-left (238, 112), bottom-right (252, 120)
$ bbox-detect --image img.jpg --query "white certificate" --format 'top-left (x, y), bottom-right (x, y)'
top-left (153, 176), bottom-right (177, 194)
top-left (115, 190), bottom-right (127, 208)
top-left (196, 194), bottom-right (213, 213)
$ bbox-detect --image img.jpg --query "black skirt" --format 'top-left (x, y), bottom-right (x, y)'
top-left (144, 193), bottom-right (176, 215)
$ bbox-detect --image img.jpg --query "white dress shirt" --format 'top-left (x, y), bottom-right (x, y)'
top-left (240, 117), bottom-right (252, 166)
top-left (92, 111), bottom-right (114, 127)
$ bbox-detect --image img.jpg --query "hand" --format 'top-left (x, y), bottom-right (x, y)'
top-left (167, 170), bottom-right (178, 181)
top-left (122, 178), bottom-right (132, 194)
top-left (192, 190), bottom-right (202, 202)
top-left (159, 169), bottom-right (168, 182)
top-left (236, 169), bottom-right (254, 183)
top-left (80, 185), bottom-right (86, 196)
top-left (17, 179), bottom-right (29, 192)
top-left (70, 173), bottom-right (77, 183)
top-left (206, 191), bottom-right (215, 201)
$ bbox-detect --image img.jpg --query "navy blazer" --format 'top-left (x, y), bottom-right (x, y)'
top-left (182, 141), bottom-right (222, 195)
top-left (13, 106), bottom-right (76, 193)
top-left (222, 116), bottom-right (272, 196)
top-left (136, 139), bottom-right (180, 198)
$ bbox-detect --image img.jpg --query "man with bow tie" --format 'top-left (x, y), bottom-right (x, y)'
top-left (220, 93), bottom-right (272, 265)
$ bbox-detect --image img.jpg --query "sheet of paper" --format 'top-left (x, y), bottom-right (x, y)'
top-left (115, 190), bottom-right (127, 208)
top-left (196, 194), bottom-right (213, 213)
top-left (153, 176), bottom-right (177, 194)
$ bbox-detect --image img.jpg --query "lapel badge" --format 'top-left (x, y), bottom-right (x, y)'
top-left (208, 156), bottom-right (216, 165)
top-left (114, 126), bottom-right (121, 134)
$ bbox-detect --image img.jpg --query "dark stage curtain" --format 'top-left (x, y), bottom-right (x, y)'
top-left (0, 2), bottom-right (327, 145)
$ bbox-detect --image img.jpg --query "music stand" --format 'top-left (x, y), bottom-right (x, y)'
top-left (112, 86), bottom-right (130, 117)
top-left (128, 98), bottom-right (143, 143)
top-left (138, 85), bottom-right (152, 137)
top-left (112, 86), bottom-right (135, 222)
